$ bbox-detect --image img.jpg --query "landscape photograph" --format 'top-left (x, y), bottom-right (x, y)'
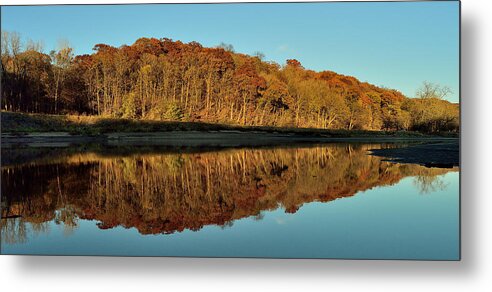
top-left (0, 1), bottom-right (460, 259)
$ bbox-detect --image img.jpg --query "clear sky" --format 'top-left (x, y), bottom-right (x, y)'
top-left (1, 1), bottom-right (460, 102)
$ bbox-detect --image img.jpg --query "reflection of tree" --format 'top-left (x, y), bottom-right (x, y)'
top-left (413, 175), bottom-right (449, 195)
top-left (55, 207), bottom-right (79, 237)
top-left (1, 145), bottom-right (457, 243)
top-left (0, 218), bottom-right (27, 245)
top-left (253, 212), bottom-right (265, 221)
top-left (220, 221), bottom-right (234, 230)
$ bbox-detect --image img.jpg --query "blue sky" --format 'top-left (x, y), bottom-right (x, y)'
top-left (1, 1), bottom-right (460, 102)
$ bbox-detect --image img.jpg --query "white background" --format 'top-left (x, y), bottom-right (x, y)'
top-left (0, 0), bottom-right (490, 291)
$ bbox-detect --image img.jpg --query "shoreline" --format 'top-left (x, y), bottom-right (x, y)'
top-left (1, 131), bottom-right (458, 148)
top-left (1, 132), bottom-right (459, 169)
top-left (369, 142), bottom-right (459, 168)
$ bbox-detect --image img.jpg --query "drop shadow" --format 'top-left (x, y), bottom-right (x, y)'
top-left (3, 7), bottom-right (477, 281)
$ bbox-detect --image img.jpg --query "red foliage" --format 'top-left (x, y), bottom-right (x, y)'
top-left (286, 59), bottom-right (303, 68)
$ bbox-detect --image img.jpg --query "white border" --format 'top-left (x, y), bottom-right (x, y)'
top-left (2, 1), bottom-right (491, 292)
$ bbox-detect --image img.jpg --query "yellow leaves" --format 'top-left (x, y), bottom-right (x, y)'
top-left (139, 64), bottom-right (152, 76)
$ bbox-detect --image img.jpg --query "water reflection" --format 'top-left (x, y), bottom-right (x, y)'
top-left (1, 144), bottom-right (456, 246)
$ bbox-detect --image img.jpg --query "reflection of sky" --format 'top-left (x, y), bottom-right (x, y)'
top-left (1, 172), bottom-right (459, 260)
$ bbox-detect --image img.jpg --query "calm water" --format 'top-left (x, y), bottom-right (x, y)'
top-left (0, 144), bottom-right (459, 259)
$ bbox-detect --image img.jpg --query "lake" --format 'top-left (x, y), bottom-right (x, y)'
top-left (0, 143), bottom-right (459, 259)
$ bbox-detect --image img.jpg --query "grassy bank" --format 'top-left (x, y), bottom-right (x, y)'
top-left (1, 111), bottom-right (457, 138)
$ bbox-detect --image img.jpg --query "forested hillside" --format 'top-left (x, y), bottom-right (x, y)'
top-left (1, 32), bottom-right (459, 132)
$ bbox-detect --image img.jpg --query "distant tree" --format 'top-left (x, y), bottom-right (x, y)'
top-left (217, 42), bottom-right (235, 53)
top-left (253, 51), bottom-right (265, 60)
top-left (26, 39), bottom-right (44, 52)
top-left (286, 59), bottom-right (303, 68)
top-left (6, 31), bottom-right (21, 57)
top-left (416, 81), bottom-right (452, 100)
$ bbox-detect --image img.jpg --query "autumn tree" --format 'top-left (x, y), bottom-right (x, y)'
top-left (233, 59), bottom-right (266, 125)
top-left (0, 32), bottom-right (459, 133)
top-left (49, 40), bottom-right (74, 112)
top-left (416, 81), bottom-right (452, 100)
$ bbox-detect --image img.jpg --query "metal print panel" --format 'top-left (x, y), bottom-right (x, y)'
top-left (0, 1), bottom-right (460, 259)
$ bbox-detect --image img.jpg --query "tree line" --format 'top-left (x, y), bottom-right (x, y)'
top-left (1, 31), bottom-right (459, 132)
